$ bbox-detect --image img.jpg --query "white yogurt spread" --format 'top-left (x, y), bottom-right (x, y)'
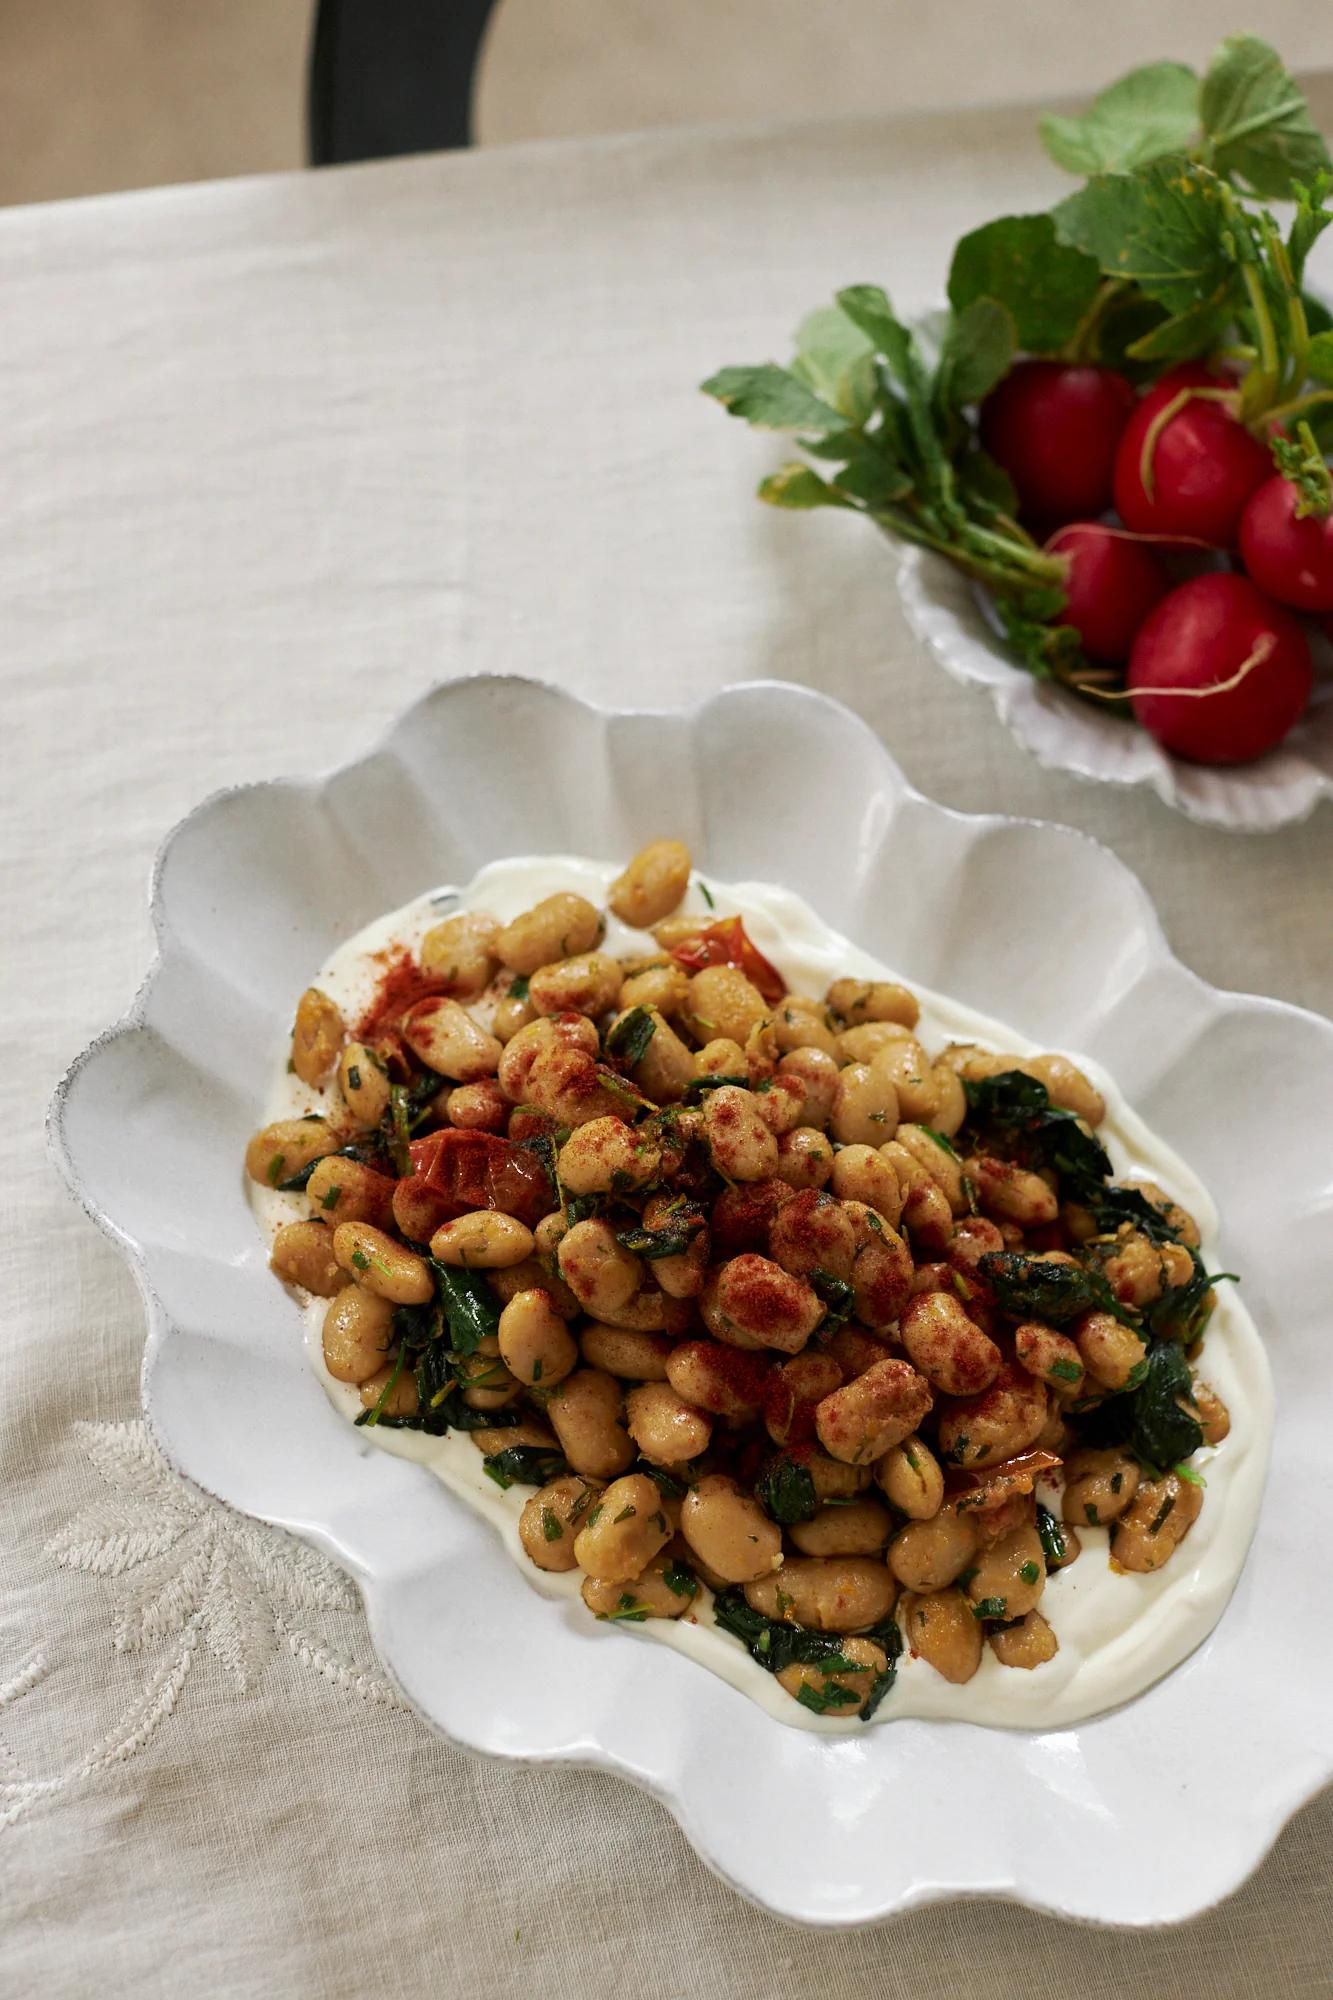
top-left (250, 856), bottom-right (1272, 1731)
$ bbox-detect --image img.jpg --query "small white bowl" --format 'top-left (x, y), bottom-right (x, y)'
top-left (48, 676), bottom-right (1333, 1926)
top-left (897, 544), bottom-right (1333, 831)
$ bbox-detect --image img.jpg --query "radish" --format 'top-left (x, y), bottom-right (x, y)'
top-left (1127, 572), bottom-right (1312, 763)
top-left (1113, 366), bottom-right (1270, 548)
top-left (1045, 522), bottom-right (1172, 662)
top-left (1238, 473), bottom-right (1333, 612)
top-left (979, 361), bottom-right (1134, 526)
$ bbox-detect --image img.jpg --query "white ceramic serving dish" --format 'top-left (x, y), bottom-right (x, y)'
top-left (50, 675), bottom-right (1333, 1928)
top-left (896, 544), bottom-right (1333, 831)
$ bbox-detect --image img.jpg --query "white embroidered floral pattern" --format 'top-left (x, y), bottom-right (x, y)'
top-left (1, 1420), bottom-right (407, 1826)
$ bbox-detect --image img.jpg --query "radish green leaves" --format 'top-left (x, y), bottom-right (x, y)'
top-left (1040, 61), bottom-right (1200, 177)
top-left (1042, 37), bottom-right (1330, 200)
top-left (948, 213), bottom-right (1101, 353)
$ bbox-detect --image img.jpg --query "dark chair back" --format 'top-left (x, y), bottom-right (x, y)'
top-left (309, 0), bottom-right (502, 165)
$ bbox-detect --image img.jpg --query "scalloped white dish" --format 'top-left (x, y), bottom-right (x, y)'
top-left (49, 676), bottom-right (1333, 1927)
top-left (897, 544), bottom-right (1333, 831)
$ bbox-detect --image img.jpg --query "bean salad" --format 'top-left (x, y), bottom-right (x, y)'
top-left (246, 840), bottom-right (1234, 1721)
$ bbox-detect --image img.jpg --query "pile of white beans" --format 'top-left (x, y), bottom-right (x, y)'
top-left (245, 839), bottom-right (1228, 1717)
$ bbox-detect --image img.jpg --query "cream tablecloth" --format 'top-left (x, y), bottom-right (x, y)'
top-left (4, 88), bottom-right (1331, 1999)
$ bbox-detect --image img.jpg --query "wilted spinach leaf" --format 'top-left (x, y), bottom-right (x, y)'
top-left (431, 1261), bottom-right (502, 1356)
top-left (978, 1250), bottom-right (1110, 1325)
top-left (711, 1589), bottom-right (903, 1721)
top-left (757, 1458), bottom-right (819, 1526)
top-left (1085, 1182), bottom-right (1182, 1242)
top-left (1129, 1340), bottom-right (1204, 1470)
top-left (962, 1069), bottom-right (1113, 1196)
top-left (1143, 1252), bottom-right (1235, 1346)
top-left (483, 1445), bottom-right (567, 1490)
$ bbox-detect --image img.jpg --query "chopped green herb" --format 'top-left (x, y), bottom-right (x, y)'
top-left (616, 1219), bottom-right (696, 1258)
top-left (1085, 1503), bottom-right (1100, 1525)
top-left (320, 1185), bottom-right (342, 1211)
top-left (353, 1345), bottom-right (408, 1429)
top-left (1019, 1560), bottom-right (1041, 1585)
top-left (920, 1126), bottom-right (960, 1160)
top-left (808, 1267), bottom-right (856, 1324)
top-left (350, 1248), bottom-right (369, 1272)
top-left (347, 1064), bottom-right (362, 1091)
top-left (663, 1560), bottom-right (698, 1599)
top-left (1036, 1504), bottom-right (1068, 1568)
top-left (541, 1508), bottom-right (564, 1542)
top-left (796, 1679), bottom-right (859, 1715)
top-left (605, 1594), bottom-right (649, 1623)
top-left (387, 1083), bottom-right (415, 1177)
top-left (585, 1505), bottom-right (604, 1529)
top-left (562, 1192), bottom-right (601, 1226)
top-left (1174, 1462), bottom-right (1206, 1488)
top-left (606, 1005), bottom-right (657, 1069)
top-left (1149, 1494), bottom-right (1176, 1535)
top-left (697, 880), bottom-right (716, 909)
top-left (682, 1073), bottom-right (750, 1102)
top-left (637, 1462), bottom-right (687, 1498)
top-left (970, 1596), bottom-right (1008, 1621)
top-left (613, 1504), bottom-right (637, 1524)
top-left (266, 1153), bottom-right (286, 1186)
top-left (1049, 1356), bottom-right (1082, 1383)
top-left (508, 975), bottom-right (530, 1001)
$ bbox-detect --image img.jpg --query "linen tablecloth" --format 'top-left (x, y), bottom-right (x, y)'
top-left (4, 87), bottom-right (1331, 1998)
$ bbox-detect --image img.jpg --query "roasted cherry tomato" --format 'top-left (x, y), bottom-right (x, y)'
top-left (669, 916), bottom-right (785, 1004)
top-left (405, 1129), bottom-right (554, 1228)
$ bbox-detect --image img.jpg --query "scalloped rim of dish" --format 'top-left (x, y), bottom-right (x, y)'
top-left (896, 544), bottom-right (1333, 832)
top-left (46, 673), bottom-right (1333, 1930)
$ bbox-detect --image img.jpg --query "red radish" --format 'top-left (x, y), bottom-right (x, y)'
top-left (979, 361), bottom-right (1135, 526)
top-left (1238, 473), bottom-right (1333, 611)
top-left (1127, 572), bottom-right (1312, 763)
top-left (1113, 366), bottom-right (1270, 547)
top-left (1045, 522), bottom-right (1172, 661)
